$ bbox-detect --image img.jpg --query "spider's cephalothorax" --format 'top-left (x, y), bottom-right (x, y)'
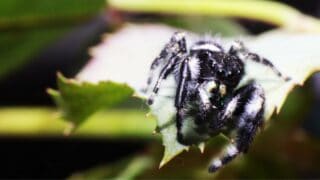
top-left (145, 32), bottom-right (291, 173)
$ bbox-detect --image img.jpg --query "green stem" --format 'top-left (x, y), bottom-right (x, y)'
top-left (109, 0), bottom-right (320, 31)
top-left (0, 107), bottom-right (156, 139)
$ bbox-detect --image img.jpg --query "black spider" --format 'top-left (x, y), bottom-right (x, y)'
top-left (145, 32), bottom-right (291, 173)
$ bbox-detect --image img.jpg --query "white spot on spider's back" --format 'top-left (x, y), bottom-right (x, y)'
top-left (188, 57), bottom-right (200, 79)
top-left (191, 44), bottom-right (222, 52)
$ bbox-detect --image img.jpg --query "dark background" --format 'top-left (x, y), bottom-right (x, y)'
top-left (0, 0), bottom-right (320, 178)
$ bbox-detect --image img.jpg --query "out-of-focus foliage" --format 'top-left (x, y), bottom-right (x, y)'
top-left (0, 0), bottom-right (105, 24)
top-left (0, 0), bottom-right (106, 79)
top-left (0, 28), bottom-right (68, 78)
top-left (146, 27), bottom-right (320, 166)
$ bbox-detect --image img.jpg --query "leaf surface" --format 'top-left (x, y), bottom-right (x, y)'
top-left (54, 24), bottom-right (320, 167)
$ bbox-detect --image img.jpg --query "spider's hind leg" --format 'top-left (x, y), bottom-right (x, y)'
top-left (229, 40), bottom-right (291, 81)
top-left (175, 58), bottom-right (193, 145)
top-left (208, 82), bottom-right (265, 173)
top-left (246, 52), bottom-right (291, 81)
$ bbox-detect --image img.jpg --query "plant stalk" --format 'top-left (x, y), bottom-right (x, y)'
top-left (0, 107), bottom-right (156, 139)
top-left (109, 0), bottom-right (320, 31)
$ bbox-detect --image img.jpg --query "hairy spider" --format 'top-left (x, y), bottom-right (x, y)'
top-left (145, 32), bottom-right (291, 173)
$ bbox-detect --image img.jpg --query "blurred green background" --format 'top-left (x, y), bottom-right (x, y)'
top-left (1, 0), bottom-right (320, 179)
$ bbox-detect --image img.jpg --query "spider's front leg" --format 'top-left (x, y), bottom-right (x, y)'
top-left (229, 40), bottom-right (291, 81)
top-left (146, 32), bottom-right (187, 105)
top-left (208, 82), bottom-right (265, 173)
top-left (175, 57), bottom-right (193, 144)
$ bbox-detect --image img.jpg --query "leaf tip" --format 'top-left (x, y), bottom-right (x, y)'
top-left (46, 88), bottom-right (58, 96)
top-left (159, 159), bottom-right (166, 169)
top-left (145, 112), bottom-right (152, 118)
top-left (132, 92), bottom-right (140, 97)
top-left (159, 146), bottom-right (189, 168)
top-left (63, 122), bottom-right (76, 136)
top-left (56, 71), bottom-right (65, 80)
top-left (198, 143), bottom-right (206, 153)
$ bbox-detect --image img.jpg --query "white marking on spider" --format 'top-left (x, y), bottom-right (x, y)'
top-left (223, 96), bottom-right (239, 119)
top-left (226, 144), bottom-right (239, 157)
top-left (199, 88), bottom-right (210, 105)
top-left (174, 32), bottom-right (186, 41)
top-left (205, 81), bottom-right (217, 92)
top-left (245, 95), bottom-right (263, 117)
top-left (211, 159), bottom-right (222, 168)
top-left (231, 41), bottom-right (243, 50)
top-left (188, 57), bottom-right (200, 79)
top-left (219, 84), bottom-right (227, 96)
top-left (191, 44), bottom-right (222, 52)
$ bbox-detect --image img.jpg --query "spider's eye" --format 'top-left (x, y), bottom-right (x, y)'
top-left (197, 50), bottom-right (211, 59)
top-left (217, 69), bottom-right (226, 77)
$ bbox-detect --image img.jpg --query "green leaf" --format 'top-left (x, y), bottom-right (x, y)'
top-left (153, 30), bottom-right (320, 166)
top-left (51, 22), bottom-right (244, 163)
top-left (74, 24), bottom-right (320, 167)
top-left (49, 22), bottom-right (320, 169)
top-left (48, 73), bottom-right (134, 128)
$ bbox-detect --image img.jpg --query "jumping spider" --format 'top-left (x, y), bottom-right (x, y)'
top-left (145, 32), bottom-right (291, 173)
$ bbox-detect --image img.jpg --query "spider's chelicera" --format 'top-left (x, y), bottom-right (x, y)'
top-left (145, 32), bottom-right (291, 173)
